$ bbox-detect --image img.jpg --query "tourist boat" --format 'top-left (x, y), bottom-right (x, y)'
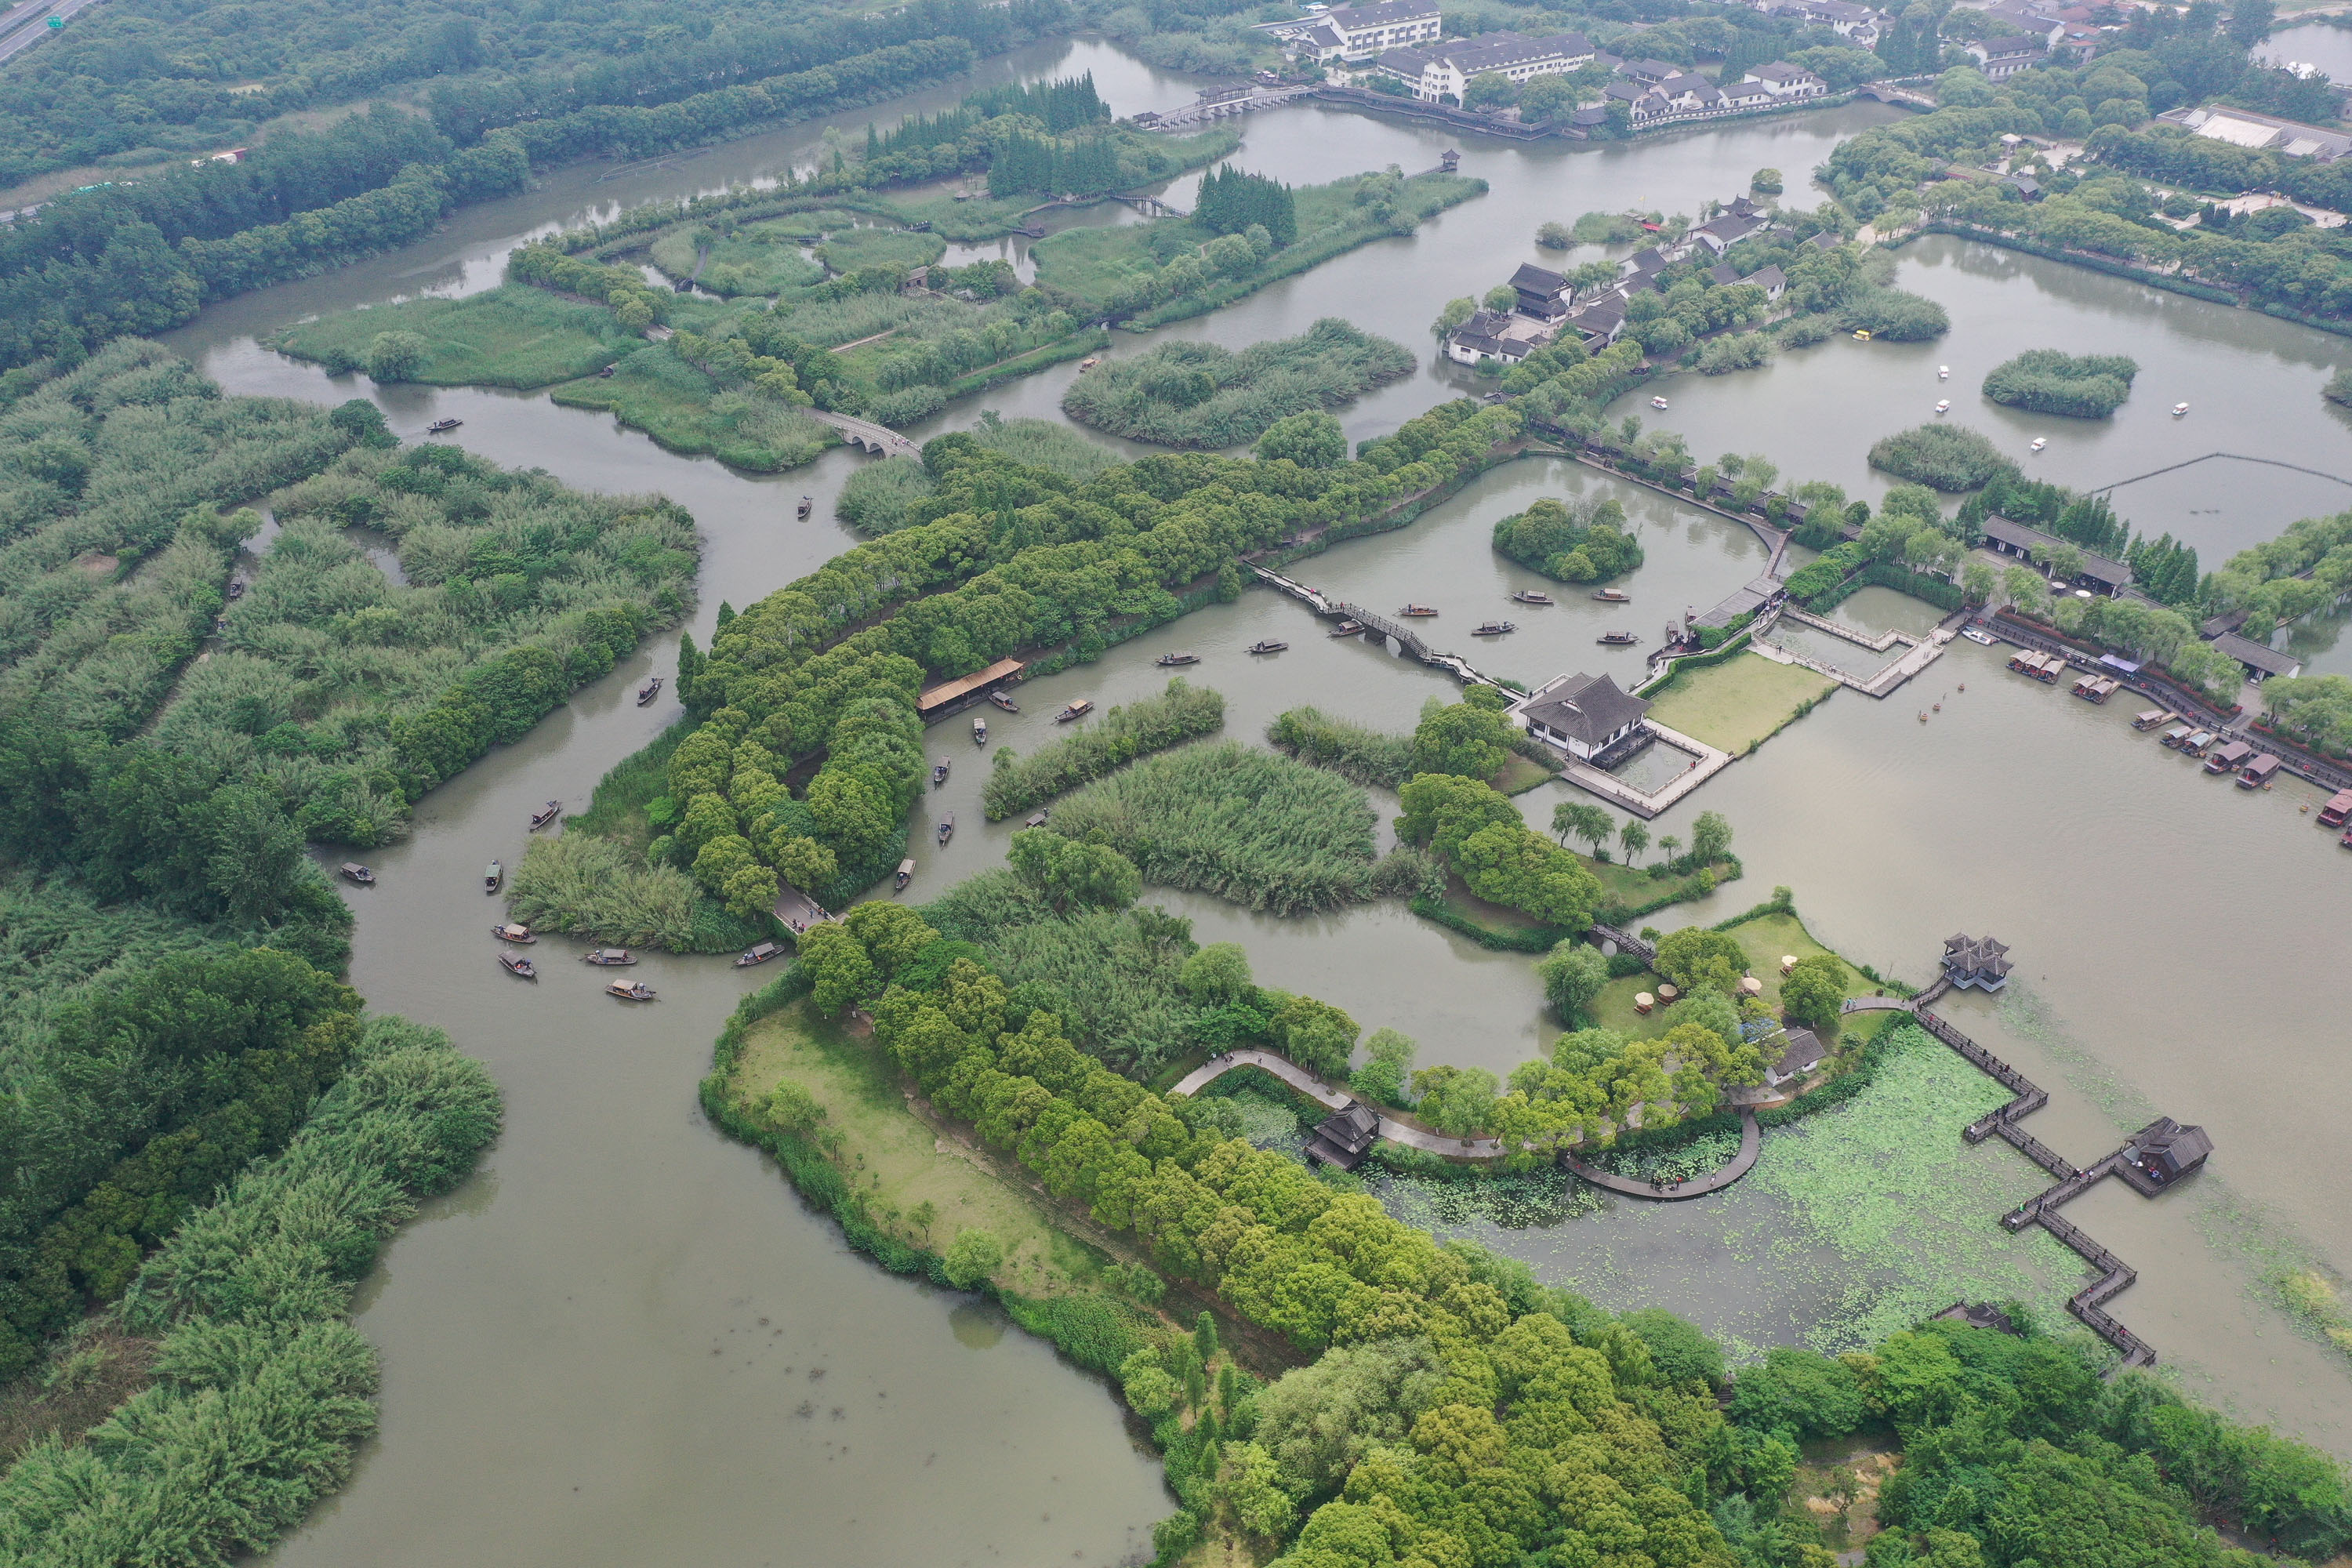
top-left (2180, 729), bottom-right (2215, 757)
top-left (605, 979), bottom-right (658, 1002)
top-left (2132, 709), bottom-right (2178, 732)
top-left (484, 860), bottom-right (503, 893)
top-left (1512, 590), bottom-right (1553, 605)
top-left (895, 858), bottom-right (915, 891)
top-left (1853, 328), bottom-right (1872, 341)
top-left (637, 677), bottom-right (662, 706)
top-left (1247, 640), bottom-right (1288, 654)
top-left (1473, 620), bottom-right (1515, 636)
top-left (1650, 396), bottom-right (1668, 410)
top-left (933, 760), bottom-right (950, 786)
top-left (989, 690), bottom-right (1019, 712)
top-left (1597, 631), bottom-right (1640, 646)
top-left (1961, 626), bottom-right (1995, 645)
top-left (2160, 724), bottom-right (2192, 749)
top-left (937, 813), bottom-right (955, 845)
top-left (2238, 753), bottom-right (2282, 789)
top-left (972, 716), bottom-right (987, 744)
top-left (2172, 402), bottom-right (2190, 416)
top-left (2205, 739), bottom-right (2254, 775)
top-left (583, 948), bottom-right (637, 966)
top-left (1025, 809), bottom-right (1050, 828)
top-left (1934, 400), bottom-right (1951, 415)
top-left (1398, 604), bottom-right (1437, 617)
top-left (597, 365), bottom-right (615, 379)
top-left (499, 951), bottom-right (537, 979)
top-left (1056, 699), bottom-right (1093, 723)
top-left (426, 418), bottom-right (462, 434)
top-left (2318, 788), bottom-right (2352, 828)
top-left (797, 495), bottom-right (813, 519)
top-left (227, 579), bottom-right (245, 601)
top-left (492, 922), bottom-right (536, 944)
top-left (2030, 437), bottom-right (2047, 452)
top-left (1591, 588), bottom-right (1629, 603)
top-left (1079, 357), bottom-right (1101, 370)
top-left (735, 941), bottom-right (786, 967)
top-left (1938, 365), bottom-right (1949, 380)
top-left (1330, 619), bottom-right (1362, 636)
top-left (530, 800), bottom-right (561, 830)
top-left (339, 862), bottom-right (375, 886)
top-left (1155, 651), bottom-right (1200, 667)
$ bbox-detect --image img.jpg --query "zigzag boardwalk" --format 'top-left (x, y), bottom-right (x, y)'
top-left (1843, 955), bottom-right (2201, 1371)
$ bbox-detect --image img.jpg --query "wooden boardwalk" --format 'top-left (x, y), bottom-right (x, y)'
top-left (1842, 974), bottom-right (2183, 1368)
top-left (1560, 1108), bottom-right (1759, 1200)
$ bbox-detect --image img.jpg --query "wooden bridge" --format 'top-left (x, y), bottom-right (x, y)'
top-left (1143, 84), bottom-right (1316, 129)
top-left (1560, 1107), bottom-right (1758, 1200)
top-left (1587, 921), bottom-right (1657, 967)
top-left (1841, 963), bottom-right (2196, 1370)
top-left (1247, 568), bottom-right (1504, 689)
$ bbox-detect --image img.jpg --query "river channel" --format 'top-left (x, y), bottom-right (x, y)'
top-left (152, 37), bottom-right (2352, 1560)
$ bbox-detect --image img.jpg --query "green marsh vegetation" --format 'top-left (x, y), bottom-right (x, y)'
top-left (815, 226), bottom-right (949, 276)
top-left (1982, 348), bottom-right (2140, 418)
top-left (834, 413), bottom-right (1120, 532)
top-left (1264, 706), bottom-right (1417, 789)
top-left (1029, 168), bottom-right (1485, 325)
top-left (0, 1014), bottom-right (499, 1561)
top-left (648, 222), bottom-right (827, 297)
top-left (1867, 423), bottom-right (2015, 491)
top-left (1060, 318), bottom-right (1414, 449)
top-left (270, 286), bottom-right (647, 389)
top-left (1038, 742), bottom-right (1420, 916)
top-left (982, 677), bottom-right (1224, 818)
top-left (552, 345), bottom-right (840, 470)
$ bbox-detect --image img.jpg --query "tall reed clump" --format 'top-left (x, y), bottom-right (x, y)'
top-left (1059, 318), bottom-right (1413, 449)
top-left (1264, 705), bottom-right (1416, 788)
top-left (508, 832), bottom-right (767, 952)
top-left (982, 679), bottom-right (1225, 818)
top-left (1042, 741), bottom-right (1406, 915)
top-left (0, 1016), bottom-right (500, 1563)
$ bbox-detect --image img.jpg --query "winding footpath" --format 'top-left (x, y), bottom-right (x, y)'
top-left (1559, 1107), bottom-right (1759, 1200)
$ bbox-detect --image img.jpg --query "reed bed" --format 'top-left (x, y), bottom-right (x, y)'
top-left (982, 679), bottom-right (1223, 818)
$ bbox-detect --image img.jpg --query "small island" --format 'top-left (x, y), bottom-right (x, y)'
top-left (1982, 349), bottom-right (2140, 418)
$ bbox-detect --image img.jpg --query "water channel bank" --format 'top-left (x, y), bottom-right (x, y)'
top-left (125, 38), bottom-right (2352, 1557)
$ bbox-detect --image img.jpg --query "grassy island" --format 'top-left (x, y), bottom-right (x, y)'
top-left (1981, 348), bottom-right (2140, 418)
top-left (1867, 422), bottom-right (2013, 490)
top-left (1644, 652), bottom-right (1837, 755)
top-left (1061, 319), bottom-right (1414, 449)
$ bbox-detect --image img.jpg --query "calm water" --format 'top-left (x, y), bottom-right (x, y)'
top-left (150, 42), bottom-right (2352, 1560)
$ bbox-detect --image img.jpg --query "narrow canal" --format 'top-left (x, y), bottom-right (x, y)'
top-left (144, 39), bottom-right (2352, 1561)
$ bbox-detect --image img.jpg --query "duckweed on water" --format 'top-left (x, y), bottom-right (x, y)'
top-left (1595, 1127), bottom-right (1744, 1185)
top-left (1372, 1165), bottom-right (1602, 1230)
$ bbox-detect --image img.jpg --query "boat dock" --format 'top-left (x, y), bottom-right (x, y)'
top-left (1752, 602), bottom-right (1952, 698)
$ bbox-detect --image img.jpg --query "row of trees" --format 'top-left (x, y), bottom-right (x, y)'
top-left (1194, 165), bottom-right (1298, 248)
top-left (981, 677), bottom-right (1225, 818)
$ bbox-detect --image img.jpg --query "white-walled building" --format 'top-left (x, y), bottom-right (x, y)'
top-left (1512, 672), bottom-right (1652, 761)
top-left (1374, 30), bottom-right (1595, 100)
top-left (1258, 1), bottom-right (1441, 63)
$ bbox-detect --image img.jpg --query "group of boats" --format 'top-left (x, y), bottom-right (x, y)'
top-left (491, 923), bottom-right (658, 996)
top-left (1932, 365), bottom-right (2185, 445)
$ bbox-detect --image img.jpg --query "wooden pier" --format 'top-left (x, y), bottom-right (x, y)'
top-left (1247, 568), bottom-right (1505, 689)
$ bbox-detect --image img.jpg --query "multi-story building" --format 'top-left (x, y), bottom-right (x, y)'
top-left (1257, 1), bottom-right (1441, 64)
top-left (1373, 30), bottom-right (1595, 100)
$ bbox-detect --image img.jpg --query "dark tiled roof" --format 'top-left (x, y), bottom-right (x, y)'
top-left (1329, 0), bottom-right (1441, 28)
top-left (1522, 672), bottom-right (1650, 746)
top-left (2212, 630), bottom-right (2303, 677)
top-left (1511, 262), bottom-right (1569, 294)
top-left (1773, 1027), bottom-right (1824, 1077)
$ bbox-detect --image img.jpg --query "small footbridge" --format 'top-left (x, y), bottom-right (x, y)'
top-left (1248, 566), bottom-right (1504, 689)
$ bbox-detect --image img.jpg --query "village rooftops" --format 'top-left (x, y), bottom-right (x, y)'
top-left (2128, 1118), bottom-right (2212, 1185)
top-left (1766, 1027), bottom-right (1826, 1087)
top-left (2161, 103), bottom-right (2352, 162)
top-left (1618, 56), bottom-right (1684, 82)
top-left (1510, 262), bottom-right (1570, 295)
top-left (1977, 514), bottom-right (2133, 591)
top-left (2210, 630), bottom-right (2304, 680)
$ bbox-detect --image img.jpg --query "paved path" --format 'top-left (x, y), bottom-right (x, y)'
top-left (808, 409), bottom-right (920, 458)
top-left (1559, 1107), bottom-right (1759, 1200)
top-left (1170, 1050), bottom-right (1508, 1158)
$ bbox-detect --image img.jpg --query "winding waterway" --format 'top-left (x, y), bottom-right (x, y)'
top-left (147, 38), bottom-right (2352, 1559)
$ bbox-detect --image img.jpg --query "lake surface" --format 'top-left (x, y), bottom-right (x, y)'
top-left (148, 40), bottom-right (2352, 1561)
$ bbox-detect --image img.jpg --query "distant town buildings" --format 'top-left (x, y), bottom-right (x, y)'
top-left (2159, 104), bottom-right (2352, 163)
top-left (1374, 30), bottom-right (1595, 103)
top-left (1255, 1), bottom-right (1440, 64)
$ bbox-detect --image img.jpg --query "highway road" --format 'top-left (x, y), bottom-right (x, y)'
top-left (0, 0), bottom-right (104, 66)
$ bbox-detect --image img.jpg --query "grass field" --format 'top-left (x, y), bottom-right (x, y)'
top-left (817, 227), bottom-right (949, 274)
top-left (1646, 652), bottom-right (1836, 754)
top-left (728, 1000), bottom-right (1123, 1299)
top-left (273, 286), bottom-right (643, 389)
top-left (1491, 753), bottom-right (1555, 796)
top-left (551, 344), bottom-right (837, 471)
top-left (1588, 909), bottom-right (1888, 1045)
top-left (648, 223), bottom-right (827, 296)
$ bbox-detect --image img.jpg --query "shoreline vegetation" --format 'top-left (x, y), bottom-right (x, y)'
top-left (1061, 320), bottom-right (1414, 449)
top-left (710, 887), bottom-right (2352, 1568)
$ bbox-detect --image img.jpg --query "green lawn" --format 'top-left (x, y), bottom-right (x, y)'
top-left (1588, 909), bottom-right (1889, 1046)
top-left (1646, 652), bottom-right (1835, 754)
top-left (551, 344), bottom-right (837, 471)
top-left (730, 1001), bottom-right (1116, 1299)
top-left (272, 285), bottom-right (642, 389)
top-left (1491, 753), bottom-right (1555, 796)
top-left (816, 227), bottom-right (949, 274)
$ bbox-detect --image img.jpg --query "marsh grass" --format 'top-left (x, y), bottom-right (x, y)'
top-left (552, 346), bottom-right (836, 470)
top-left (815, 227), bottom-right (948, 275)
top-left (1043, 741), bottom-right (1388, 915)
top-left (1062, 318), bottom-right (1414, 449)
top-left (508, 833), bottom-right (765, 953)
top-left (981, 679), bottom-right (1224, 818)
top-left (648, 225), bottom-right (826, 296)
top-left (837, 417), bottom-right (1120, 532)
top-left (274, 286), bottom-right (640, 389)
